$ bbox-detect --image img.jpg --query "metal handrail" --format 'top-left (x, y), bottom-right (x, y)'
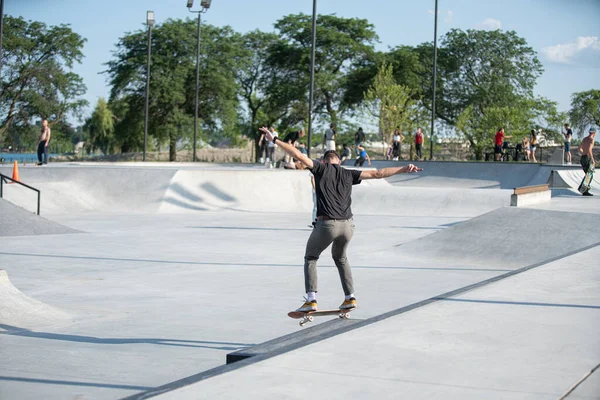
top-left (0, 172), bottom-right (41, 215)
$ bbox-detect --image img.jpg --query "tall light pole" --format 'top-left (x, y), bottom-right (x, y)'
top-left (0, 0), bottom-right (5, 79)
top-left (307, 0), bottom-right (317, 158)
top-left (187, 0), bottom-right (211, 162)
top-left (143, 11), bottom-right (155, 162)
top-left (430, 0), bottom-right (438, 161)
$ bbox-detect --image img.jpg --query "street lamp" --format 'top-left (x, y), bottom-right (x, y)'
top-left (307, 0), bottom-right (317, 158)
top-left (143, 11), bottom-right (155, 162)
top-left (0, 0), bottom-right (5, 79)
top-left (187, 0), bottom-right (212, 162)
top-left (430, 0), bottom-right (438, 161)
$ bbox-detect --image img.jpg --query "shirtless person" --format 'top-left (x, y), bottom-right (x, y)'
top-left (577, 127), bottom-right (596, 196)
top-left (37, 119), bottom-right (51, 165)
top-left (259, 126), bottom-right (422, 312)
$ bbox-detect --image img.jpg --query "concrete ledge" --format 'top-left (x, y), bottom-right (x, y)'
top-left (226, 318), bottom-right (362, 364)
top-left (511, 184), bottom-right (551, 207)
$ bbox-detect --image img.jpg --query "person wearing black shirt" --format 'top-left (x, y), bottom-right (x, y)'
top-left (354, 127), bottom-right (365, 156)
top-left (258, 126), bottom-right (422, 312)
top-left (563, 123), bottom-right (573, 165)
top-left (281, 129), bottom-right (306, 166)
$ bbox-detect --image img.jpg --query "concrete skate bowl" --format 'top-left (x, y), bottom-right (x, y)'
top-left (0, 269), bottom-right (70, 331)
top-left (0, 198), bottom-right (80, 237)
top-left (0, 165), bottom-right (519, 218)
top-left (349, 161), bottom-right (559, 189)
top-left (396, 207), bottom-right (600, 269)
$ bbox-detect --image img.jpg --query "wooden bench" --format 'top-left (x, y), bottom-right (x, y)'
top-left (510, 184), bottom-right (551, 207)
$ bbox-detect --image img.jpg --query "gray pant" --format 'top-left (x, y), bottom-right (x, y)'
top-left (304, 219), bottom-right (355, 295)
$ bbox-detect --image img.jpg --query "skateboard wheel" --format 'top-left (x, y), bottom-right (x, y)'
top-left (344, 313), bottom-right (350, 319)
top-left (307, 316), bottom-right (314, 322)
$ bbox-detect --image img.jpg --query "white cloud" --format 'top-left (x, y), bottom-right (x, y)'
top-left (541, 36), bottom-right (600, 65)
top-left (427, 9), bottom-right (455, 23)
top-left (475, 18), bottom-right (502, 30)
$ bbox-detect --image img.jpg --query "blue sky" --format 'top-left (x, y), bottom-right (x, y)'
top-left (6, 0), bottom-right (600, 125)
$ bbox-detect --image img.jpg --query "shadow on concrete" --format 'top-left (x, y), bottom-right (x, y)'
top-left (169, 183), bottom-right (204, 203)
top-left (200, 182), bottom-right (236, 202)
top-left (0, 376), bottom-right (152, 391)
top-left (0, 324), bottom-right (254, 350)
top-left (0, 252), bottom-right (511, 272)
top-left (162, 197), bottom-right (209, 211)
top-left (434, 297), bottom-right (600, 309)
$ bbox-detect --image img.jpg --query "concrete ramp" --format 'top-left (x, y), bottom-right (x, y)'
top-left (0, 198), bottom-right (80, 237)
top-left (397, 207), bottom-right (600, 268)
top-left (158, 170), bottom-right (313, 213)
top-left (548, 169), bottom-right (600, 189)
top-left (0, 166), bottom-right (178, 214)
top-left (371, 161), bottom-right (545, 189)
top-left (0, 270), bottom-right (70, 330)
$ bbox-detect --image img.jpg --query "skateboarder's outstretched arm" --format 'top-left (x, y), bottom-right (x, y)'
top-left (259, 127), bottom-right (313, 169)
top-left (360, 164), bottom-right (422, 180)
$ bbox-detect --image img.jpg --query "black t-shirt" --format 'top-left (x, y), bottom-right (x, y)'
top-left (284, 131), bottom-right (301, 144)
top-left (355, 130), bottom-right (365, 143)
top-left (566, 128), bottom-right (572, 140)
top-left (309, 161), bottom-right (362, 219)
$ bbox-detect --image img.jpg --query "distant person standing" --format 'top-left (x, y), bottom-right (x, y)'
top-left (266, 126), bottom-right (279, 168)
top-left (563, 123), bottom-right (573, 165)
top-left (577, 127), bottom-right (596, 196)
top-left (282, 128), bottom-right (306, 166)
top-left (354, 145), bottom-right (371, 167)
top-left (324, 123), bottom-right (337, 151)
top-left (258, 129), bottom-right (269, 164)
top-left (494, 127), bottom-right (511, 161)
top-left (391, 127), bottom-right (404, 161)
top-left (37, 119), bottom-right (51, 165)
top-left (530, 129), bottom-right (538, 163)
top-left (415, 127), bottom-right (424, 160)
top-left (354, 127), bottom-right (365, 156)
top-left (522, 136), bottom-right (530, 161)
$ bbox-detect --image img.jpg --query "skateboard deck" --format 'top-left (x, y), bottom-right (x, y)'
top-left (288, 308), bottom-right (355, 326)
top-left (578, 165), bottom-right (595, 194)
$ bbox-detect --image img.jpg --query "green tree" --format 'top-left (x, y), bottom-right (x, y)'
top-left (237, 30), bottom-right (304, 160)
top-left (270, 14), bottom-right (378, 127)
top-left (105, 19), bottom-right (244, 161)
top-left (89, 98), bottom-right (115, 154)
top-left (569, 90), bottom-right (600, 137)
top-left (423, 29), bottom-right (543, 125)
top-left (0, 16), bottom-right (87, 142)
top-left (364, 63), bottom-right (418, 155)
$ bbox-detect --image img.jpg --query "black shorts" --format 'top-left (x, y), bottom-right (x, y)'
top-left (494, 144), bottom-right (503, 154)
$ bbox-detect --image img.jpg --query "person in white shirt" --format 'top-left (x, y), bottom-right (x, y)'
top-left (266, 126), bottom-right (278, 168)
top-left (323, 123), bottom-right (336, 151)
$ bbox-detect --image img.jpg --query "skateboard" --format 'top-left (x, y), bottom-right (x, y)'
top-left (578, 165), bottom-right (595, 194)
top-left (288, 308), bottom-right (355, 327)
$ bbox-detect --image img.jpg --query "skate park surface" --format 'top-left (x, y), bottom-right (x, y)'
top-left (0, 161), bottom-right (598, 400)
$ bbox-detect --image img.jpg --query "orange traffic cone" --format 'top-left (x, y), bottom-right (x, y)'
top-left (10, 160), bottom-right (20, 183)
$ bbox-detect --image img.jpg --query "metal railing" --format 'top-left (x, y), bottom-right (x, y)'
top-left (0, 172), bottom-right (41, 215)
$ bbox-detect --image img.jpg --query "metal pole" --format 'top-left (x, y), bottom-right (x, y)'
top-left (307, 0), bottom-right (317, 158)
top-left (193, 12), bottom-right (201, 162)
top-left (430, 0), bottom-right (438, 161)
top-left (0, 0), bottom-right (4, 78)
top-left (143, 24), bottom-right (152, 162)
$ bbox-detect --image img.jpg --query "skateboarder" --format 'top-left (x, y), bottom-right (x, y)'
top-left (258, 126), bottom-right (422, 312)
top-left (577, 127), bottom-right (596, 196)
